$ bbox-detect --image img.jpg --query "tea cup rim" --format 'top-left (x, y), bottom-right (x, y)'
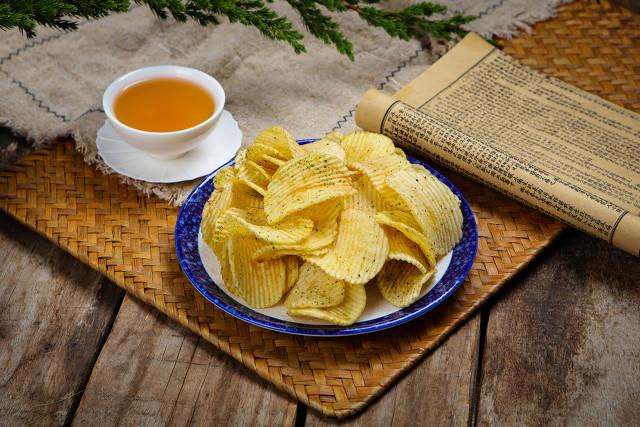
top-left (102, 65), bottom-right (225, 137)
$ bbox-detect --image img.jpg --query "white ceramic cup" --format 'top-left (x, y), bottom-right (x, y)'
top-left (103, 65), bottom-right (226, 160)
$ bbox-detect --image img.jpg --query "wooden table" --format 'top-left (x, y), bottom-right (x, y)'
top-left (2, 4), bottom-right (640, 426)
top-left (2, 208), bottom-right (639, 426)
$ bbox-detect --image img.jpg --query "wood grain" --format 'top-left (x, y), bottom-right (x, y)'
top-left (73, 295), bottom-right (297, 427)
top-left (306, 315), bottom-right (481, 426)
top-left (478, 231), bottom-right (640, 426)
top-left (0, 212), bottom-right (124, 426)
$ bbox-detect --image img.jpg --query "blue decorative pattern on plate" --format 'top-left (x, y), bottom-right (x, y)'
top-left (175, 139), bottom-right (478, 336)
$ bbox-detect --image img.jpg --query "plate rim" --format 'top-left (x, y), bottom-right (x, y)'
top-left (175, 139), bottom-right (478, 336)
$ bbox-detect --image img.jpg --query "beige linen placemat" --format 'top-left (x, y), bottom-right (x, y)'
top-left (0, 0), bottom-right (568, 204)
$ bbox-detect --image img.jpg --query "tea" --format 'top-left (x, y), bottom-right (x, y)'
top-left (114, 77), bottom-right (215, 132)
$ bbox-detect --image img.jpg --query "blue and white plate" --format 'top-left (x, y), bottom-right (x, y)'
top-left (175, 140), bottom-right (478, 336)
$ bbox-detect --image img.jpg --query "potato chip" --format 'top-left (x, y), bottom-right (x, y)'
top-left (217, 207), bottom-right (314, 245)
top-left (323, 131), bottom-right (344, 144)
top-left (201, 183), bottom-right (234, 246)
top-left (343, 174), bottom-right (388, 214)
top-left (385, 226), bottom-right (428, 274)
top-left (395, 147), bottom-right (407, 159)
top-left (384, 169), bottom-right (441, 253)
top-left (299, 139), bottom-right (346, 162)
top-left (246, 142), bottom-right (286, 171)
top-left (376, 260), bottom-right (435, 307)
top-left (233, 148), bottom-right (248, 169)
top-left (252, 215), bottom-right (337, 261)
top-left (298, 198), bottom-right (343, 225)
top-left (284, 256), bottom-right (299, 292)
top-left (242, 217), bottom-right (313, 245)
top-left (348, 154), bottom-right (409, 192)
top-left (284, 263), bottom-right (346, 309)
top-left (236, 161), bottom-right (268, 195)
top-left (288, 283), bottom-right (366, 325)
top-left (231, 183), bottom-right (264, 209)
top-left (228, 234), bottom-right (286, 308)
top-left (246, 159), bottom-right (273, 180)
top-left (254, 126), bottom-right (303, 159)
top-left (251, 199), bottom-right (344, 261)
top-left (341, 131), bottom-right (396, 163)
top-left (265, 153), bottom-right (355, 223)
top-left (207, 208), bottom-right (250, 257)
top-left (213, 165), bottom-right (236, 188)
top-left (262, 154), bottom-right (285, 168)
top-left (375, 210), bottom-right (436, 268)
top-left (410, 164), bottom-right (463, 253)
top-left (304, 208), bottom-right (388, 284)
top-left (218, 240), bottom-right (240, 296)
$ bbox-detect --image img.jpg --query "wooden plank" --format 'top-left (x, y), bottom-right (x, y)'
top-left (306, 314), bottom-right (481, 426)
top-left (73, 295), bottom-right (298, 427)
top-left (0, 212), bottom-right (124, 425)
top-left (478, 231), bottom-right (640, 425)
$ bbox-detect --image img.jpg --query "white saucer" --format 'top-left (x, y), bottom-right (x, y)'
top-left (96, 110), bottom-right (242, 183)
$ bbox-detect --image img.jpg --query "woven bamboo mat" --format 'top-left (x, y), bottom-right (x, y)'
top-left (1, 0), bottom-right (638, 419)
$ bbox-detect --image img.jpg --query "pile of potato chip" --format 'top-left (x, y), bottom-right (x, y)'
top-left (200, 127), bottom-right (463, 326)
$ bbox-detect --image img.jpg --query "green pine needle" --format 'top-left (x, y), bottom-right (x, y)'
top-left (0, 0), bottom-right (476, 59)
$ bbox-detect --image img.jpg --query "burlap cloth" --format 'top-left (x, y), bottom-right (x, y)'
top-left (0, 0), bottom-right (567, 205)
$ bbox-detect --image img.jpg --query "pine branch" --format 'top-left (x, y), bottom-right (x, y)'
top-left (0, 0), bottom-right (129, 37)
top-left (286, 0), bottom-right (353, 59)
top-left (353, 2), bottom-right (474, 41)
top-left (0, 0), bottom-right (476, 59)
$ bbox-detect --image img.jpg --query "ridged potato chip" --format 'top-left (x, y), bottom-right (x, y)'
top-left (254, 126), bottom-right (303, 159)
top-left (376, 260), bottom-right (435, 307)
top-left (299, 139), bottom-right (346, 162)
top-left (200, 173), bottom-right (235, 246)
top-left (284, 263), bottom-right (346, 309)
top-left (322, 131), bottom-right (344, 144)
top-left (251, 198), bottom-right (344, 261)
top-left (284, 256), bottom-right (299, 292)
top-left (385, 226), bottom-right (428, 274)
top-left (201, 181), bottom-right (234, 246)
top-left (305, 208), bottom-right (388, 285)
top-left (288, 283), bottom-right (366, 326)
top-left (375, 210), bottom-right (436, 268)
top-left (343, 174), bottom-right (388, 214)
top-left (252, 214), bottom-right (338, 261)
top-left (231, 183), bottom-right (264, 209)
top-left (238, 214), bottom-right (313, 245)
top-left (213, 165), bottom-right (236, 188)
top-left (349, 154), bottom-right (409, 193)
top-left (298, 198), bottom-right (343, 224)
top-left (218, 240), bottom-right (240, 296)
top-left (385, 169), bottom-right (441, 252)
top-left (228, 234), bottom-right (286, 308)
top-left (386, 168), bottom-right (462, 255)
top-left (216, 207), bottom-right (314, 245)
top-left (207, 208), bottom-right (251, 257)
top-left (410, 165), bottom-right (463, 254)
top-left (341, 131), bottom-right (396, 163)
top-left (246, 142), bottom-right (286, 172)
top-left (262, 154), bottom-right (286, 168)
top-left (236, 161), bottom-right (268, 195)
top-left (265, 153), bottom-right (355, 223)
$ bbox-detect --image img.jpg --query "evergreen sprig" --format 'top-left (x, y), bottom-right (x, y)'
top-left (0, 0), bottom-right (475, 59)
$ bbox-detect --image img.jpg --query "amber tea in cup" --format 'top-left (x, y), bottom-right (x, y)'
top-left (114, 77), bottom-right (215, 133)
